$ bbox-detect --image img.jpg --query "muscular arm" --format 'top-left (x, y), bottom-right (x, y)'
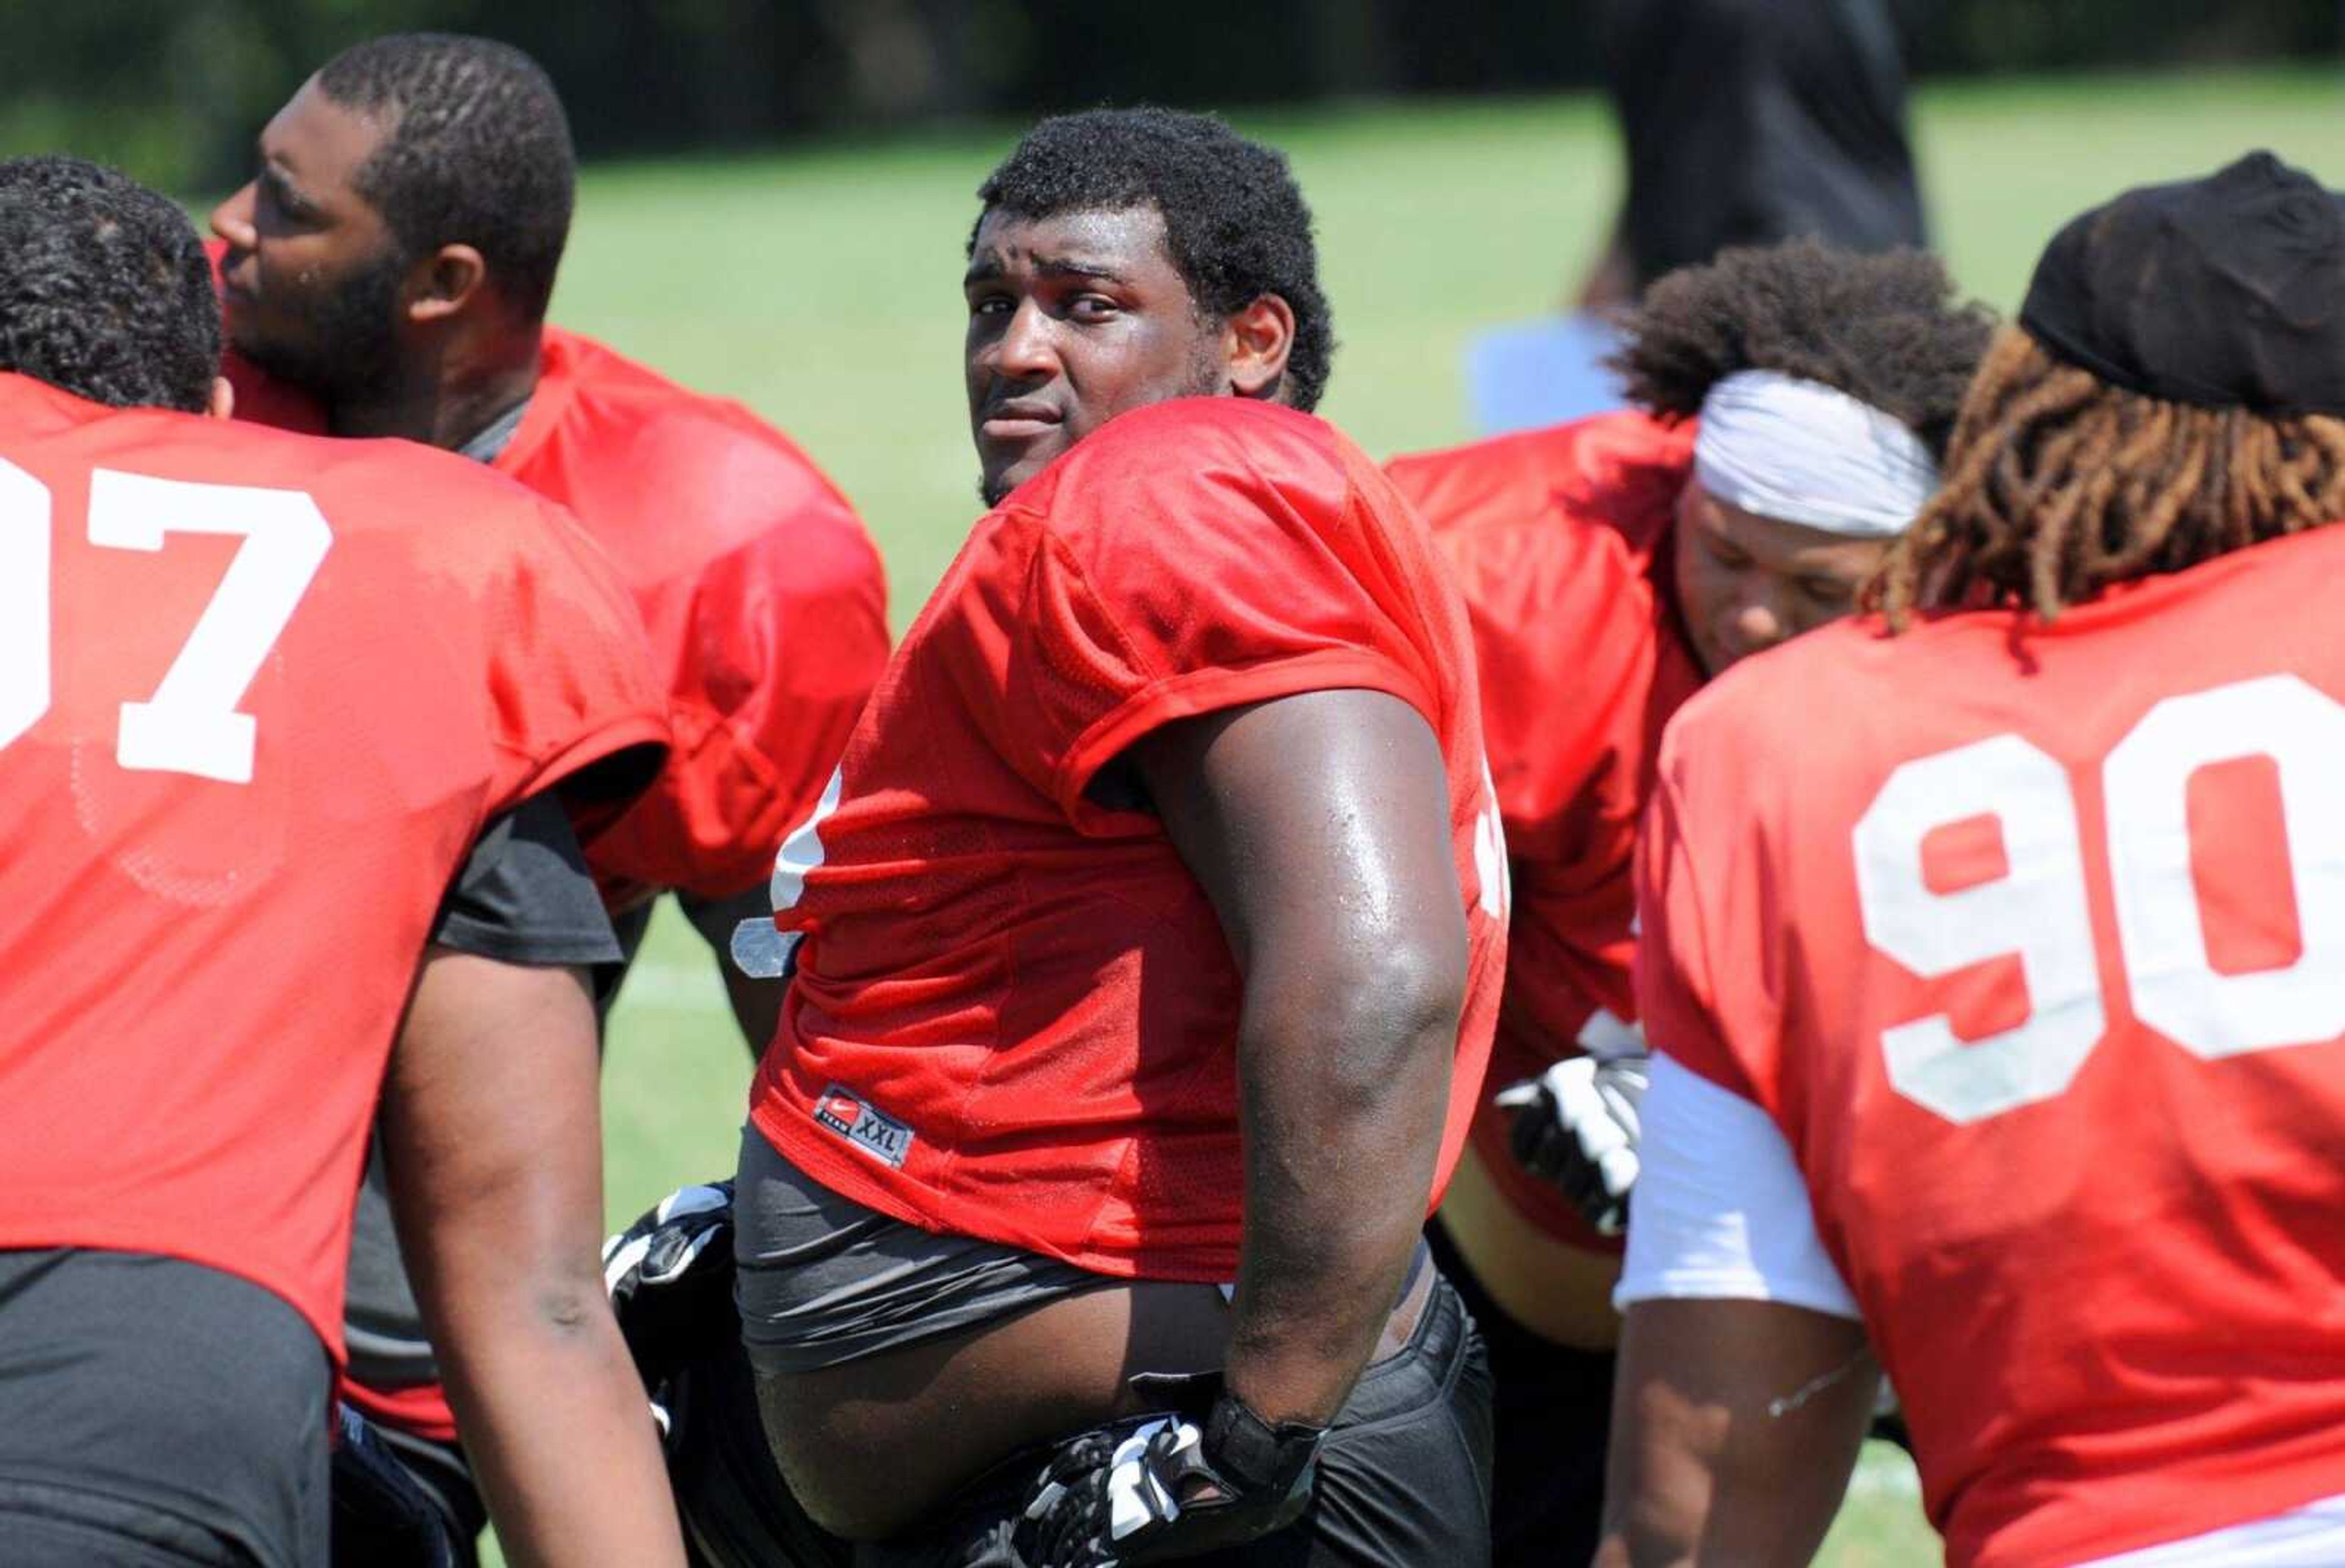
top-left (1598, 1299), bottom-right (1874, 1567)
top-left (380, 949), bottom-right (686, 1568)
top-left (1131, 687), bottom-right (1469, 1426)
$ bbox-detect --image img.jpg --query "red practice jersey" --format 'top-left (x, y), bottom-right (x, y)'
top-left (749, 398), bottom-right (1510, 1282)
top-left (1637, 528), bottom-right (2345, 1567)
top-left (491, 329), bottom-right (888, 904)
top-left (1387, 412), bottom-right (1701, 1247)
top-left (0, 372), bottom-right (667, 1359)
top-left (213, 267), bottom-right (889, 906)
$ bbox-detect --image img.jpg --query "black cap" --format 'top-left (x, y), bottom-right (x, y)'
top-left (2020, 151), bottom-right (2345, 418)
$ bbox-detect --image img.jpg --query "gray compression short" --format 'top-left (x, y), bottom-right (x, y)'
top-left (732, 1127), bottom-right (1119, 1376)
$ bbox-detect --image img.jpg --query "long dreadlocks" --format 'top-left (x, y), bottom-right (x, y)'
top-left (1870, 327), bottom-right (2345, 628)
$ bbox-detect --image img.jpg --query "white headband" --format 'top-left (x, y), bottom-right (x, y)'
top-left (1692, 370), bottom-right (1938, 539)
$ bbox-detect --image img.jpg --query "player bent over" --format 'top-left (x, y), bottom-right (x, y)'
top-left (0, 158), bottom-right (685, 1567)
top-left (1384, 240), bottom-right (1989, 1564)
top-left (725, 109), bottom-right (1506, 1564)
top-left (211, 31), bottom-right (889, 1040)
top-left (207, 35), bottom-right (889, 1553)
top-left (1607, 151), bottom-right (2345, 1567)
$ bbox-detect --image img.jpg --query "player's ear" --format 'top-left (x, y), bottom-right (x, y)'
top-left (406, 242), bottom-right (490, 326)
top-left (206, 376), bottom-right (236, 423)
top-left (1223, 294), bottom-right (1296, 402)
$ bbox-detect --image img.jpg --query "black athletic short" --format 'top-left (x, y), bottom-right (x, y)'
top-left (735, 1129), bottom-right (1114, 1376)
top-left (0, 1248), bottom-right (332, 1568)
top-left (866, 1260), bottom-right (1495, 1567)
top-left (736, 1130), bottom-right (1495, 1565)
top-left (1426, 1216), bottom-right (1615, 1568)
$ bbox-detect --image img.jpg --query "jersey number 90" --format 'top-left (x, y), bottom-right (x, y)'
top-left (1852, 675), bottom-right (2345, 1125)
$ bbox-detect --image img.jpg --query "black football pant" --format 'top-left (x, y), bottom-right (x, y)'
top-left (0, 1249), bottom-right (332, 1568)
top-left (1426, 1217), bottom-right (1616, 1568)
top-left (863, 1262), bottom-right (1494, 1567)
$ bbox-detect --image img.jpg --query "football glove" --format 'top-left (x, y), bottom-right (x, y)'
top-left (1014, 1374), bottom-right (1322, 1566)
top-left (1495, 1049), bottom-right (1649, 1236)
top-left (604, 1178), bottom-right (735, 1404)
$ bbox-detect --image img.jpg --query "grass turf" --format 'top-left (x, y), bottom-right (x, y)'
top-left (510, 68), bottom-right (2343, 1564)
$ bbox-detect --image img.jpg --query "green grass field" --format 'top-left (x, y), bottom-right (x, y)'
top-left (519, 68), bottom-right (2343, 1564)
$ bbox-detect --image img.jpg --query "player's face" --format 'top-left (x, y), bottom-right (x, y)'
top-left (1671, 480), bottom-right (1890, 678)
top-left (209, 79), bottom-right (408, 402)
top-left (964, 206), bottom-right (1226, 505)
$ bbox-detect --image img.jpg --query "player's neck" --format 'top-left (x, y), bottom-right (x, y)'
top-left (327, 325), bottom-right (544, 454)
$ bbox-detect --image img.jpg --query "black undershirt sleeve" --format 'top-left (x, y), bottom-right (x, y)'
top-left (428, 793), bottom-right (621, 970)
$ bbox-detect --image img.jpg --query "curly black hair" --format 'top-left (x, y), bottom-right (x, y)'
top-left (316, 33), bottom-right (574, 322)
top-left (972, 107), bottom-right (1334, 412)
top-left (1611, 239), bottom-right (1994, 459)
top-left (0, 156), bottom-right (218, 413)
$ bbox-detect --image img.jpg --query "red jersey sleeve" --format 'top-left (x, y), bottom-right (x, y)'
top-left (500, 330), bottom-right (890, 903)
top-left (1634, 702), bottom-right (1782, 1109)
top-left (471, 495), bottom-right (672, 824)
top-left (1395, 413), bottom-right (1700, 1058)
top-left (968, 398), bottom-right (1445, 826)
top-left (583, 491), bottom-right (889, 898)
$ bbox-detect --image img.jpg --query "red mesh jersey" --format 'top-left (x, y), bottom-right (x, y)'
top-left (1388, 412), bottom-right (1701, 1249)
top-left (0, 372), bottom-right (667, 1360)
top-left (1637, 527), bottom-right (2345, 1567)
top-left (749, 397), bottom-right (1509, 1282)
top-left (492, 329), bottom-right (889, 904)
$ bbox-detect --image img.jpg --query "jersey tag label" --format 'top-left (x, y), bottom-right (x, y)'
top-left (812, 1084), bottom-right (915, 1169)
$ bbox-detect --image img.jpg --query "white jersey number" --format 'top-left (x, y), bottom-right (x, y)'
top-left (1853, 675), bottom-right (2345, 1125)
top-left (733, 763), bottom-right (842, 979)
top-left (1472, 754), bottom-right (1511, 923)
top-left (1, 458), bottom-right (331, 783)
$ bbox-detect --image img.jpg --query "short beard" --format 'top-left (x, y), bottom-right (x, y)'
top-left (232, 245), bottom-right (407, 414)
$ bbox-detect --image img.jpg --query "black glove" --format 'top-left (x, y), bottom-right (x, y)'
top-left (603, 1178), bottom-right (735, 1403)
top-left (1495, 1050), bottom-right (1649, 1236)
top-left (1015, 1374), bottom-right (1323, 1566)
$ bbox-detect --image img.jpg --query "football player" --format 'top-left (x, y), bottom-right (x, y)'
top-left (0, 156), bottom-right (683, 1567)
top-left (205, 34), bottom-right (890, 1547)
top-left (728, 107), bottom-right (1507, 1563)
top-left (209, 32), bottom-right (890, 1036)
top-left (1384, 239), bottom-right (1990, 1566)
top-left (1607, 151), bottom-right (2345, 1566)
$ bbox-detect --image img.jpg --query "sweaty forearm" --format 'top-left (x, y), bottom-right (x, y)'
top-left (1223, 969), bottom-right (1460, 1426)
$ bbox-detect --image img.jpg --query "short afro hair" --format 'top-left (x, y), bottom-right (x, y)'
top-left (316, 33), bottom-right (574, 322)
top-left (1612, 240), bottom-right (1994, 460)
top-left (973, 107), bottom-right (1334, 412)
top-left (0, 156), bottom-right (218, 413)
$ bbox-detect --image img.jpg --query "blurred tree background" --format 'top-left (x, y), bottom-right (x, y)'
top-left (3, 0), bottom-right (2338, 193)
